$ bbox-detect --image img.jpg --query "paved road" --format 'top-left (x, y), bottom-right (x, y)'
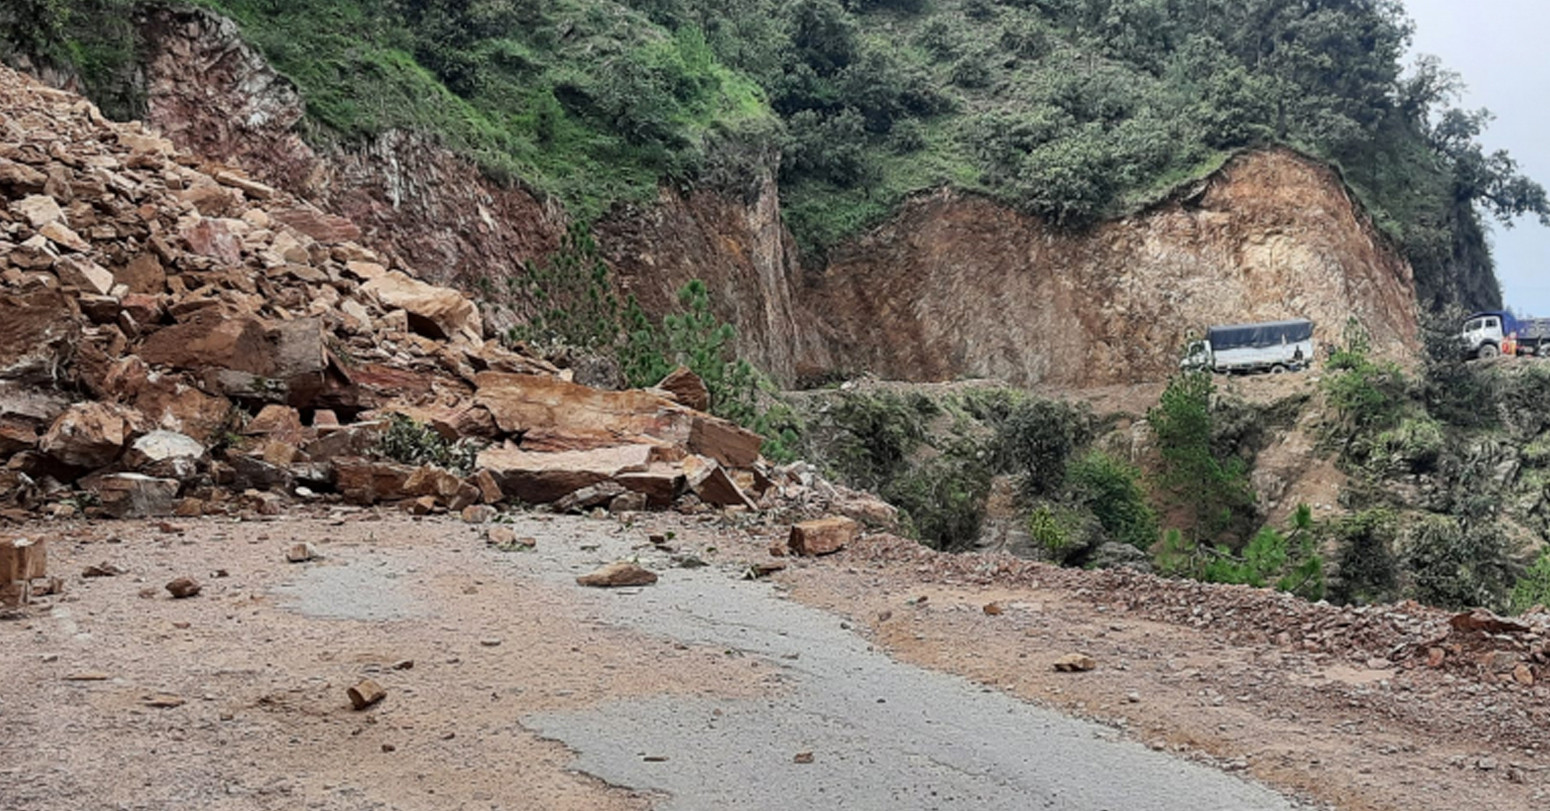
top-left (505, 521), bottom-right (1300, 811)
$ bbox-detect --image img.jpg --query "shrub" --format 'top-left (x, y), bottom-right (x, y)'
top-left (1156, 505), bottom-right (1324, 600)
top-left (824, 391), bottom-right (933, 489)
top-left (1066, 451), bottom-right (1158, 550)
top-left (1148, 371), bottom-right (1256, 542)
top-left (1326, 509), bottom-right (1400, 605)
top-left (993, 397), bottom-right (1093, 497)
top-left (377, 414), bottom-right (482, 474)
top-left (1027, 502), bottom-right (1102, 565)
top-left (884, 455), bottom-right (992, 552)
top-left (1510, 549), bottom-right (1550, 614)
top-left (1402, 515), bottom-right (1518, 611)
top-left (1370, 417), bottom-right (1446, 474)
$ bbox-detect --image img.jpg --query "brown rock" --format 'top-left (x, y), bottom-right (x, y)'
top-left (983, 602), bottom-right (1003, 616)
top-left (576, 562), bottom-right (658, 588)
top-left (474, 468), bottom-right (503, 504)
top-left (347, 678), bottom-right (386, 710)
top-left (286, 542), bottom-right (319, 563)
top-left (460, 504), bottom-right (496, 524)
top-left (0, 537), bottom-right (46, 598)
top-left (243, 404), bottom-right (305, 443)
top-left (0, 158), bottom-right (46, 193)
top-left (657, 366), bottom-right (710, 412)
top-left (1426, 647), bottom-right (1446, 668)
top-left (361, 271), bottom-right (482, 340)
top-left (0, 288), bottom-right (77, 383)
top-left (474, 372), bottom-right (686, 443)
top-left (115, 252), bottom-right (166, 294)
top-left (477, 444), bottom-right (653, 504)
top-left (1449, 609), bottom-right (1531, 635)
top-left (1513, 663), bottom-right (1535, 687)
top-left (165, 577), bottom-right (202, 598)
top-left (139, 312), bottom-right (272, 376)
top-left (688, 416), bottom-right (762, 468)
top-left (684, 456), bottom-right (756, 509)
top-left (40, 402), bottom-right (131, 468)
top-left (181, 217), bottom-right (243, 264)
top-left (272, 208), bottom-right (362, 244)
top-left (13, 195), bottom-right (63, 228)
top-left (609, 491), bottom-right (649, 513)
top-left (553, 481), bottom-right (628, 513)
top-left (1053, 653), bottom-right (1096, 672)
top-left (86, 473), bottom-right (180, 518)
top-left (486, 526), bottom-right (534, 549)
top-left (39, 221), bottom-right (90, 253)
top-left (793, 752), bottom-right (814, 765)
top-left (788, 516), bottom-right (860, 557)
top-left (334, 457), bottom-right (416, 505)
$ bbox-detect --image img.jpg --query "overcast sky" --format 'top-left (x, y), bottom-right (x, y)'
top-left (1405, 0), bottom-right (1550, 315)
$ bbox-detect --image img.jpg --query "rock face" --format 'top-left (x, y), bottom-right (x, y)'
top-left (799, 151), bottom-right (1419, 386)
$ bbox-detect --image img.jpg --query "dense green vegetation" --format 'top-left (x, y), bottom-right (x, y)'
top-left (6, 0), bottom-right (1547, 307)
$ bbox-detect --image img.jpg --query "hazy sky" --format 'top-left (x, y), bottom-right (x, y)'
top-left (1405, 0), bottom-right (1550, 314)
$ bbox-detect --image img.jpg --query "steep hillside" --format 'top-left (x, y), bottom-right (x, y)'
top-left (5, 0), bottom-right (1545, 387)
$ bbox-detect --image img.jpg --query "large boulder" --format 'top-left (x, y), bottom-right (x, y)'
top-left (361, 271), bottom-right (482, 341)
top-left (788, 516), bottom-right (860, 557)
top-left (0, 288), bottom-right (78, 383)
top-left (40, 402), bottom-right (135, 469)
top-left (139, 311), bottom-right (272, 376)
top-left (656, 366), bottom-right (710, 412)
top-left (474, 372), bottom-right (687, 443)
top-left (86, 473), bottom-right (180, 518)
top-left (477, 444), bottom-right (653, 504)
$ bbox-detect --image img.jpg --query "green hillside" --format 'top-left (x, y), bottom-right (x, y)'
top-left (6, 0), bottom-right (1546, 309)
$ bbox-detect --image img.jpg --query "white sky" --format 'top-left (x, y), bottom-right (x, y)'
top-left (1405, 0), bottom-right (1550, 314)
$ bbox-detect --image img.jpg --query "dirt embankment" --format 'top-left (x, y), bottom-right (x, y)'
top-left (799, 150), bottom-right (1419, 387)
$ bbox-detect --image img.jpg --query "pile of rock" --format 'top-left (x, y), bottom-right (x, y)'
top-left (0, 66), bottom-right (790, 521)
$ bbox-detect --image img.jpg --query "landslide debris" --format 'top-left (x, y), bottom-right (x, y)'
top-left (0, 66), bottom-right (880, 532)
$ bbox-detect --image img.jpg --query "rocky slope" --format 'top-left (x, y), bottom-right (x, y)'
top-left (0, 64), bottom-right (889, 539)
top-left (74, 6), bottom-right (1418, 391)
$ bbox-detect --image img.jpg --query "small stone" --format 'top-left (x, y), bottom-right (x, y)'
top-left (1053, 653), bottom-right (1096, 672)
top-left (1513, 663), bottom-right (1535, 686)
top-left (1477, 757), bottom-right (1498, 771)
top-left (576, 562), bottom-right (658, 588)
top-left (391, 660), bottom-right (415, 670)
top-left (144, 694), bottom-right (185, 708)
top-left (793, 751), bottom-right (814, 764)
top-left (983, 602), bottom-right (1003, 616)
top-left (479, 638), bottom-right (503, 647)
top-left (165, 577), bottom-right (202, 599)
top-left (285, 542), bottom-right (319, 563)
top-left (82, 563), bottom-right (125, 578)
top-left (461, 504), bottom-right (496, 524)
top-left (643, 755), bottom-right (669, 763)
top-left (1126, 691), bottom-right (1141, 703)
top-left (348, 679), bottom-right (386, 710)
top-left (381, 743), bottom-right (396, 753)
top-left (1426, 647), bottom-right (1446, 668)
top-left (63, 672), bottom-right (110, 681)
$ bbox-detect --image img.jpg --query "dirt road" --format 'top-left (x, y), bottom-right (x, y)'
top-left (2, 510), bottom-right (1543, 809)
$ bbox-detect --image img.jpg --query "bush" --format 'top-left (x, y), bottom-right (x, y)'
top-left (1156, 505), bottom-right (1324, 600)
top-left (1148, 371), bottom-right (1256, 542)
top-left (1370, 417), bottom-right (1446, 474)
top-left (1066, 451), bottom-right (1158, 550)
top-left (824, 391), bottom-right (933, 489)
top-left (1326, 509), bottom-right (1400, 605)
top-left (992, 397), bottom-right (1093, 497)
top-left (1402, 515), bottom-right (1519, 611)
top-left (377, 414), bottom-right (482, 474)
top-left (1027, 502), bottom-right (1102, 564)
top-left (884, 455), bottom-right (992, 551)
top-left (1511, 549), bottom-right (1550, 614)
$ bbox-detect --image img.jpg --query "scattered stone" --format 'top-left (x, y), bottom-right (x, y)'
top-left (63, 672), bottom-right (110, 681)
top-left (392, 660), bottom-right (415, 671)
top-left (787, 516), bottom-right (859, 557)
top-left (1053, 653), bottom-right (1096, 672)
top-left (479, 637), bottom-right (503, 647)
top-left (144, 694), bottom-right (185, 708)
top-left (1513, 663), bottom-right (1535, 687)
top-left (380, 743), bottom-right (396, 753)
top-left (486, 527), bottom-right (535, 551)
top-left (165, 577), bottom-right (202, 599)
top-left (285, 542), bottom-right (319, 563)
top-left (983, 602), bottom-right (1003, 616)
top-left (81, 562), bottom-right (125, 578)
top-left (348, 679), bottom-right (386, 710)
top-left (576, 562), bottom-right (658, 588)
top-left (461, 504), bottom-right (496, 524)
top-left (793, 752), bottom-right (814, 764)
top-left (743, 561), bottom-right (787, 579)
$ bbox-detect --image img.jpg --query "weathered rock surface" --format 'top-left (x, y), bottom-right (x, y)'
top-left (576, 562), bottom-right (658, 588)
top-left (788, 516), bottom-right (860, 557)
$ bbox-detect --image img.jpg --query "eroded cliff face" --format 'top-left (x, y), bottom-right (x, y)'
top-left (798, 150), bottom-right (1419, 387)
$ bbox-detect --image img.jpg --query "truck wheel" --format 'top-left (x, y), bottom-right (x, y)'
top-left (1538, 344), bottom-right (1550, 358)
top-left (1270, 364), bottom-right (1288, 374)
top-left (1478, 343), bottom-right (1501, 359)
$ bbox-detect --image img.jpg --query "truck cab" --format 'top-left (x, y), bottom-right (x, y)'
top-left (1460, 312), bottom-right (1508, 358)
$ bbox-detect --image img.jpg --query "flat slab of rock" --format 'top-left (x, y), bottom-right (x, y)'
top-left (86, 473), bottom-right (180, 519)
top-left (1053, 653), bottom-right (1096, 672)
top-left (788, 516), bottom-right (860, 557)
top-left (576, 562), bottom-right (658, 588)
top-left (478, 444), bottom-right (652, 504)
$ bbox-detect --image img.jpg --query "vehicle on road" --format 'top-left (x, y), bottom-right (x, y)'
top-left (1459, 310), bottom-right (1550, 359)
top-left (1181, 318), bottom-right (1315, 375)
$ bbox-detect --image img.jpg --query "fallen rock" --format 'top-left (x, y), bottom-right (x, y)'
top-left (1053, 653), bottom-right (1096, 672)
top-left (362, 271), bottom-right (482, 340)
top-left (285, 542), bottom-right (319, 563)
top-left (656, 366), bottom-right (710, 412)
top-left (347, 679), bottom-right (386, 710)
top-left (82, 562), bottom-right (125, 578)
top-left (122, 430), bottom-right (205, 473)
top-left (1449, 609), bottom-right (1531, 635)
top-left (576, 562), bottom-right (658, 588)
top-left (478, 444), bottom-right (653, 504)
top-left (165, 577), bottom-right (202, 599)
top-left (1, 537), bottom-right (45, 607)
top-left (787, 516), bottom-right (859, 557)
top-left (553, 481), bottom-right (628, 513)
top-left (144, 694), bottom-right (185, 709)
top-left (87, 473), bottom-right (180, 519)
top-left (461, 504), bottom-right (496, 524)
top-left (486, 527), bottom-right (535, 550)
top-left (40, 402), bottom-right (130, 469)
top-left (688, 416), bottom-right (762, 469)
